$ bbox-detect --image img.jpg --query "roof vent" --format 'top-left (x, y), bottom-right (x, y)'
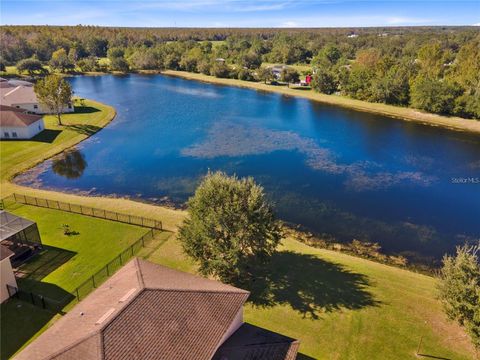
top-left (119, 288), bottom-right (137, 303)
top-left (95, 308), bottom-right (115, 325)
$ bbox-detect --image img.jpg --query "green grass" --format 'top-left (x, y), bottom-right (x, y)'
top-left (9, 203), bottom-right (149, 294)
top-left (1, 203), bottom-right (173, 359)
top-left (143, 235), bottom-right (475, 360)
top-left (0, 99), bottom-right (115, 183)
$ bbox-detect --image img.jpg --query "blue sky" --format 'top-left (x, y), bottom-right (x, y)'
top-left (1, 1), bottom-right (479, 27)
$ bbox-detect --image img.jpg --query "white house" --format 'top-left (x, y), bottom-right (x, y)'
top-left (0, 78), bottom-right (74, 114)
top-left (0, 105), bottom-right (45, 139)
top-left (0, 245), bottom-right (17, 303)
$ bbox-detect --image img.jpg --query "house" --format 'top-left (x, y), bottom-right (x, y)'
top-left (15, 258), bottom-right (299, 360)
top-left (0, 78), bottom-right (74, 114)
top-left (0, 245), bottom-right (17, 303)
top-left (0, 210), bottom-right (43, 267)
top-left (268, 65), bottom-right (288, 80)
top-left (0, 105), bottom-right (45, 139)
top-left (347, 33), bottom-right (358, 38)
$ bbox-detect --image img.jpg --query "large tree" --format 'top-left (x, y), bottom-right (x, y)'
top-left (16, 58), bottom-right (45, 76)
top-left (50, 48), bottom-right (74, 72)
top-left (178, 171), bottom-right (282, 283)
top-left (438, 242), bottom-right (480, 349)
top-left (34, 75), bottom-right (73, 125)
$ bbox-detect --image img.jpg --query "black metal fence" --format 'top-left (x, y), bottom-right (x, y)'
top-left (73, 229), bottom-right (159, 301)
top-left (7, 284), bottom-right (70, 312)
top-left (2, 193), bottom-right (162, 230)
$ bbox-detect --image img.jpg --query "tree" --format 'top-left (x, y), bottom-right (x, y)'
top-left (108, 47), bottom-right (129, 72)
top-left (50, 48), bottom-right (74, 72)
top-left (410, 76), bottom-right (461, 115)
top-left (256, 67), bottom-right (274, 84)
top-left (16, 58), bottom-right (45, 75)
top-left (211, 61), bottom-right (230, 78)
top-left (34, 75), bottom-right (72, 125)
top-left (77, 56), bottom-right (99, 72)
top-left (312, 69), bottom-right (337, 94)
top-left (438, 242), bottom-right (480, 349)
top-left (280, 68), bottom-right (300, 86)
top-left (178, 171), bottom-right (282, 283)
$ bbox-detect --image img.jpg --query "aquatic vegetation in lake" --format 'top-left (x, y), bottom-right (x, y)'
top-left (182, 122), bottom-right (436, 191)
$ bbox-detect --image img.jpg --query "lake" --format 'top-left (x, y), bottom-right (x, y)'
top-left (16, 74), bottom-right (480, 263)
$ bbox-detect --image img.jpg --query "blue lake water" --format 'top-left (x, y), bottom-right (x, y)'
top-left (16, 74), bottom-right (480, 262)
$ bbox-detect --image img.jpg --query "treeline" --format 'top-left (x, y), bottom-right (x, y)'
top-left (1, 26), bottom-right (479, 118)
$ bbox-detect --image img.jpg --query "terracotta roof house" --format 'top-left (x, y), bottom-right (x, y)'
top-left (0, 80), bottom-right (73, 115)
top-left (14, 258), bottom-right (299, 360)
top-left (0, 105), bottom-right (45, 139)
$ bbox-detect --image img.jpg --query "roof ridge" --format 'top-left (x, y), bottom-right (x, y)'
top-left (3, 85), bottom-right (21, 97)
top-left (134, 257), bottom-right (146, 288)
top-left (143, 287), bottom-right (250, 295)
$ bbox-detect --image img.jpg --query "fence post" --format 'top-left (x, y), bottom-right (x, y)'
top-left (13, 193), bottom-right (18, 202)
top-left (41, 296), bottom-right (46, 309)
top-left (106, 263), bottom-right (110, 276)
top-left (141, 235), bottom-right (145, 247)
top-left (115, 212), bottom-right (119, 221)
top-left (56, 201), bottom-right (60, 209)
top-left (128, 215), bottom-right (132, 224)
top-left (68, 203), bottom-right (72, 212)
top-left (131, 245), bottom-right (134, 256)
top-left (119, 252), bottom-right (123, 265)
top-left (76, 288), bottom-right (80, 301)
top-left (30, 292), bottom-right (35, 305)
top-left (92, 276), bottom-right (96, 288)
top-left (80, 205), bottom-right (83, 214)
top-left (141, 218), bottom-right (144, 226)
top-left (34, 197), bottom-right (38, 206)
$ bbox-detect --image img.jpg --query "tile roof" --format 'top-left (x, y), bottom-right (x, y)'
top-left (14, 258), bottom-right (250, 360)
top-left (213, 323), bottom-right (300, 360)
top-left (1, 85), bottom-right (38, 105)
top-left (0, 105), bottom-right (43, 127)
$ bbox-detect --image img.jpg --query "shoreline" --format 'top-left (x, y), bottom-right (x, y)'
top-left (162, 70), bottom-right (480, 135)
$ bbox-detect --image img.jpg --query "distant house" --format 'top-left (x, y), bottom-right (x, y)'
top-left (268, 64), bottom-right (288, 80)
top-left (0, 245), bottom-right (17, 303)
top-left (15, 258), bottom-right (299, 360)
top-left (0, 105), bottom-right (45, 139)
top-left (0, 78), bottom-right (73, 114)
top-left (347, 33), bottom-right (358, 38)
top-left (0, 210), bottom-right (43, 266)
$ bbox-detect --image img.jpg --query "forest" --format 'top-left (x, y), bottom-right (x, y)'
top-left (1, 25), bottom-right (479, 118)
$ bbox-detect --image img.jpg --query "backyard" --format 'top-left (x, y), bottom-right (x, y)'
top-left (0, 202), bottom-right (172, 359)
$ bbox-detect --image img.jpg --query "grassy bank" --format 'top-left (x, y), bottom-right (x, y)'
top-left (163, 70), bottom-right (480, 135)
top-left (0, 99), bottom-right (115, 183)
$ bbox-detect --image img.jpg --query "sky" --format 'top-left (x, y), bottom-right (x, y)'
top-left (1, 0), bottom-right (479, 28)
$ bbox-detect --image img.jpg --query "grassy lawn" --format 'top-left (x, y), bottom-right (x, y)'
top-left (143, 234), bottom-right (475, 360)
top-left (8, 203), bottom-right (150, 294)
top-left (1, 203), bottom-right (173, 359)
top-left (0, 99), bottom-right (116, 183)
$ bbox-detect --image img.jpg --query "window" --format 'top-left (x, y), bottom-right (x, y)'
top-left (12, 132), bottom-right (18, 138)
top-left (33, 104), bottom-right (38, 109)
top-left (4, 132), bottom-right (9, 138)
top-left (39, 125), bottom-right (42, 130)
top-left (68, 104), bottom-right (72, 109)
top-left (16, 105), bottom-right (20, 108)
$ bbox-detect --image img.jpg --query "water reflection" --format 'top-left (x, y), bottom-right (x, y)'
top-left (52, 149), bottom-right (87, 179)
